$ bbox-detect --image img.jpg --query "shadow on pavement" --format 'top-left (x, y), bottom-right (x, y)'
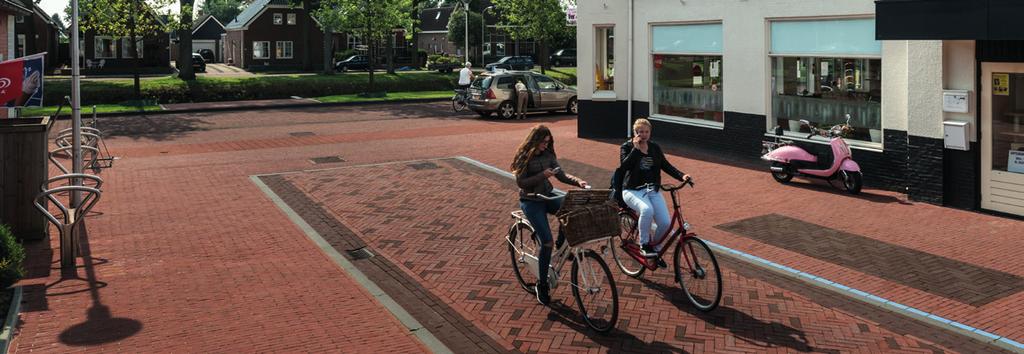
top-left (55, 222), bottom-right (143, 346)
top-left (98, 115), bottom-right (213, 141)
top-left (544, 302), bottom-right (689, 353)
top-left (638, 277), bottom-right (826, 353)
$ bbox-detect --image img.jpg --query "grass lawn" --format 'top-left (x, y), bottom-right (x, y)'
top-left (21, 104), bottom-right (163, 117)
top-left (315, 90), bottom-right (452, 103)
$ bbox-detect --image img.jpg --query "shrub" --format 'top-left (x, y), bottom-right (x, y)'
top-left (0, 224), bottom-right (25, 290)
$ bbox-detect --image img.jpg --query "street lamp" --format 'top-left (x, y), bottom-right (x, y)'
top-left (460, 0), bottom-right (469, 64)
top-left (482, 5), bottom-right (495, 65)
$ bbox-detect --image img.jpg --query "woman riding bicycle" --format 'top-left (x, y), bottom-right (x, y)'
top-left (616, 118), bottom-right (690, 266)
top-left (511, 124), bottom-right (589, 305)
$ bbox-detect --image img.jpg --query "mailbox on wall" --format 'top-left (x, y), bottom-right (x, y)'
top-left (943, 120), bottom-right (969, 151)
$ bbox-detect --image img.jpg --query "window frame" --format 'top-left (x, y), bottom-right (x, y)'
top-left (121, 37), bottom-right (143, 59)
top-left (593, 24), bottom-right (615, 96)
top-left (273, 13), bottom-right (283, 25)
top-left (766, 16), bottom-right (883, 149)
top-left (648, 21), bottom-right (725, 129)
top-left (252, 41), bottom-right (270, 59)
top-left (94, 35), bottom-right (117, 59)
top-left (275, 41), bottom-right (293, 59)
top-left (15, 34), bottom-right (25, 58)
top-left (286, 13), bottom-right (296, 25)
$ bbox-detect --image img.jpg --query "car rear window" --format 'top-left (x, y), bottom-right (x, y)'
top-left (472, 76), bottom-right (493, 89)
top-left (495, 76), bottom-right (514, 89)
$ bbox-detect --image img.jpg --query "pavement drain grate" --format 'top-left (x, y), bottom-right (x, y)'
top-left (408, 162), bottom-right (440, 170)
top-left (347, 247), bottom-right (375, 260)
top-left (310, 156), bottom-right (345, 164)
top-left (290, 131), bottom-right (316, 137)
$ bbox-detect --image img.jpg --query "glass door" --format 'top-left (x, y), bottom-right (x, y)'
top-left (981, 63), bottom-right (1024, 216)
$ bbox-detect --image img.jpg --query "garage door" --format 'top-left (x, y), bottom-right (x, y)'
top-left (194, 40), bottom-right (217, 62)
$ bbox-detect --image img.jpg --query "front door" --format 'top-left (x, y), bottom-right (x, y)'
top-left (981, 63), bottom-right (1024, 216)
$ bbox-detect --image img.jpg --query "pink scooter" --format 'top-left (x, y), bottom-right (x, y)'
top-left (761, 114), bottom-right (863, 194)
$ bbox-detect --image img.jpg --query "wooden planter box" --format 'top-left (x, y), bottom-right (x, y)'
top-left (0, 117), bottom-right (52, 241)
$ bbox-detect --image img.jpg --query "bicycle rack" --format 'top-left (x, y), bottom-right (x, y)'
top-left (50, 145), bottom-right (101, 174)
top-left (34, 174), bottom-right (104, 272)
top-left (54, 105), bottom-right (117, 169)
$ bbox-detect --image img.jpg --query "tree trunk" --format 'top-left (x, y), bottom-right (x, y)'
top-left (130, 10), bottom-right (141, 103)
top-left (323, 28), bottom-right (333, 75)
top-left (386, 32), bottom-right (395, 75)
top-left (539, 40), bottom-right (546, 75)
top-left (179, 0), bottom-right (196, 80)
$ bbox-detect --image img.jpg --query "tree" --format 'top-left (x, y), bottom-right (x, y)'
top-left (51, 13), bottom-right (66, 31)
top-left (198, 0), bottom-right (243, 24)
top-left (68, 0), bottom-right (176, 98)
top-left (310, 0), bottom-right (347, 75)
top-left (178, 0), bottom-right (195, 80)
top-left (445, 7), bottom-right (481, 63)
top-left (492, 0), bottom-right (573, 74)
top-left (335, 0), bottom-right (414, 93)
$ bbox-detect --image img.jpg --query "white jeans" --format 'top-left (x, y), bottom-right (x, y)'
top-left (622, 188), bottom-right (671, 248)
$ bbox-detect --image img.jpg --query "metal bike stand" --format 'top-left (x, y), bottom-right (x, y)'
top-left (34, 174), bottom-right (103, 272)
top-left (50, 145), bottom-right (100, 174)
top-left (54, 106), bottom-right (116, 169)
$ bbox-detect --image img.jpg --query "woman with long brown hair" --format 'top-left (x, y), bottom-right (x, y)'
top-left (512, 124), bottom-right (589, 305)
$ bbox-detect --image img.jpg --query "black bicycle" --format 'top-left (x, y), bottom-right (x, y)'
top-left (452, 88), bottom-right (469, 112)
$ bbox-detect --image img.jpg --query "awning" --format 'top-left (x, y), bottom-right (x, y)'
top-left (875, 0), bottom-right (1024, 40)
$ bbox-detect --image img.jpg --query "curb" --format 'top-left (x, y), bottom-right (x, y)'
top-left (0, 287), bottom-right (23, 354)
top-left (43, 97), bottom-right (451, 120)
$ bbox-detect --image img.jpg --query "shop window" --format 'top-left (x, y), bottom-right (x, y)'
top-left (287, 13), bottom-right (296, 25)
top-left (253, 41), bottom-right (270, 59)
top-left (121, 38), bottom-right (143, 59)
top-left (653, 55), bottom-right (723, 122)
top-left (989, 73), bottom-right (1024, 174)
top-left (594, 26), bottom-right (614, 91)
top-left (94, 36), bottom-right (116, 59)
top-left (273, 13), bottom-right (283, 25)
top-left (651, 23), bottom-right (723, 123)
top-left (276, 41), bottom-right (293, 59)
top-left (770, 18), bottom-right (882, 144)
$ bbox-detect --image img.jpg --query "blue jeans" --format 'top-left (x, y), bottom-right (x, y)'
top-left (623, 187), bottom-right (671, 249)
top-left (520, 196), bottom-right (565, 288)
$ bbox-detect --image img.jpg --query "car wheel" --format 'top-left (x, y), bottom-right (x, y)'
top-left (567, 97), bottom-right (578, 115)
top-left (498, 102), bottom-right (516, 119)
top-left (341, 66), bottom-right (348, 72)
top-left (553, 60), bottom-right (560, 66)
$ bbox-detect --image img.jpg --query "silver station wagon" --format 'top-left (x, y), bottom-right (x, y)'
top-left (467, 70), bottom-right (578, 119)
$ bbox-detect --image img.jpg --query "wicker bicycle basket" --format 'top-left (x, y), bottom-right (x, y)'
top-left (556, 189), bottom-right (622, 247)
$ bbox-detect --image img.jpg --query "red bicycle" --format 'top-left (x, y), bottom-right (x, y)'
top-left (608, 180), bottom-right (723, 311)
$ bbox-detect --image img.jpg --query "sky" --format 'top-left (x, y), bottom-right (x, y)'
top-left (38, 0), bottom-right (194, 22)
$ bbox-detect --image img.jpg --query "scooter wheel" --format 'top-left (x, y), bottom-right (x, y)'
top-left (843, 171), bottom-right (863, 194)
top-left (771, 162), bottom-right (794, 183)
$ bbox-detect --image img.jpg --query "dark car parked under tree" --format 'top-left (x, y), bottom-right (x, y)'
top-left (485, 56), bottom-right (534, 71)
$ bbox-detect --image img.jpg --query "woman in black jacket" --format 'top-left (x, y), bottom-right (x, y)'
top-left (618, 118), bottom-right (690, 261)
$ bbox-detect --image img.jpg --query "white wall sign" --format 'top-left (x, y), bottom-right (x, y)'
top-left (943, 90), bottom-right (970, 113)
top-left (1010, 150), bottom-right (1024, 174)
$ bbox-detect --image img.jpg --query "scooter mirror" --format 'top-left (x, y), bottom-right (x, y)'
top-left (799, 119), bottom-right (811, 126)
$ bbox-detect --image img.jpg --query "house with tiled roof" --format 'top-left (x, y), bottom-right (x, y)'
top-left (14, 2), bottom-right (63, 70)
top-left (223, 0), bottom-right (326, 70)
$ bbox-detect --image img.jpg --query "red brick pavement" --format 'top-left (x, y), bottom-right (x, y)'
top-left (17, 103), bottom-right (1023, 353)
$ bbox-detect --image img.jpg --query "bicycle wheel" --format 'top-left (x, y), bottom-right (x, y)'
top-left (571, 249), bottom-right (619, 333)
top-left (507, 222), bottom-right (539, 294)
top-left (609, 213), bottom-right (646, 278)
top-left (452, 95), bottom-right (467, 112)
top-left (673, 237), bottom-right (722, 311)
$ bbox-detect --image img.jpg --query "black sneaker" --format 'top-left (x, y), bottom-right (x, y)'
top-left (641, 244), bottom-right (658, 258)
top-left (656, 257), bottom-right (668, 269)
top-left (535, 283), bottom-right (551, 306)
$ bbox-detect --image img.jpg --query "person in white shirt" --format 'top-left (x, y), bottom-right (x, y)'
top-left (458, 62), bottom-right (474, 90)
top-left (515, 79), bottom-right (529, 119)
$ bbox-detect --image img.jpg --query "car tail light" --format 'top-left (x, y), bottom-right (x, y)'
top-left (486, 89), bottom-right (496, 99)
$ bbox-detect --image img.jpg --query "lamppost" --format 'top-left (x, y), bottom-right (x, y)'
top-left (460, 0), bottom-right (469, 64)
top-left (481, 5), bottom-right (495, 65)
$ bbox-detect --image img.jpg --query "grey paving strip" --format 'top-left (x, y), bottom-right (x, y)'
top-left (251, 175), bottom-right (453, 354)
top-left (0, 287), bottom-right (23, 354)
top-left (716, 214), bottom-right (1024, 306)
top-left (252, 170), bottom-right (514, 354)
top-left (514, 157), bottom-right (1024, 354)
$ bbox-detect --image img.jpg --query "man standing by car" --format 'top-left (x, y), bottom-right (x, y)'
top-left (459, 62), bottom-right (475, 91)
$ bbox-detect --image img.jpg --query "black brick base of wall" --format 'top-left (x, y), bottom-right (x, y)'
top-left (907, 136), bottom-right (946, 204)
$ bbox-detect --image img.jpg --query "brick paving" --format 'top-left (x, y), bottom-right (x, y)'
top-left (11, 102), bottom-right (1022, 352)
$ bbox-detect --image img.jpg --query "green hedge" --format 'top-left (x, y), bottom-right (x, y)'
top-left (0, 224), bottom-right (25, 290)
top-left (43, 72), bottom-right (460, 106)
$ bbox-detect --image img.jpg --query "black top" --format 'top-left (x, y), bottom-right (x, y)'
top-left (617, 141), bottom-right (685, 190)
top-left (515, 150), bottom-right (583, 201)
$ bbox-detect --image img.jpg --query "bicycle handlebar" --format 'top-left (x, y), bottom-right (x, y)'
top-left (661, 178), bottom-right (695, 191)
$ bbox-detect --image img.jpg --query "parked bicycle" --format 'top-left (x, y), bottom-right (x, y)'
top-left (452, 88), bottom-right (469, 112)
top-left (506, 190), bottom-right (620, 333)
top-left (608, 180), bottom-right (723, 311)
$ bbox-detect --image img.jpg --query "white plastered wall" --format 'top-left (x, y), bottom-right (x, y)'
top-left (942, 40), bottom-right (977, 142)
top-left (906, 40), bottom-right (945, 139)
